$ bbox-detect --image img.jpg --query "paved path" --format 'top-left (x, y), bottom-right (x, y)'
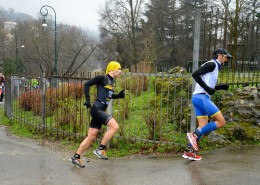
top-left (0, 125), bottom-right (259, 185)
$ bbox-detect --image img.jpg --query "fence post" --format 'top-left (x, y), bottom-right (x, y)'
top-left (106, 100), bottom-right (113, 148)
top-left (190, 5), bottom-right (202, 132)
top-left (4, 76), bottom-right (13, 119)
top-left (41, 73), bottom-right (46, 133)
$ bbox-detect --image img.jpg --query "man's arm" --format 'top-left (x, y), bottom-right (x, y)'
top-left (215, 84), bottom-right (229, 90)
top-left (84, 76), bottom-right (104, 107)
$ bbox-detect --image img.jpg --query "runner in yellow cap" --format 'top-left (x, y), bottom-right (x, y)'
top-left (69, 61), bottom-right (124, 168)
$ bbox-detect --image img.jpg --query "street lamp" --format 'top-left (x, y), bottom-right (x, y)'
top-left (40, 5), bottom-right (57, 76)
top-left (15, 44), bottom-right (25, 74)
top-left (16, 44), bottom-right (25, 64)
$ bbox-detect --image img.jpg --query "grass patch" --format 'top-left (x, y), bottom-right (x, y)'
top-left (0, 107), bottom-right (11, 126)
top-left (0, 106), bottom-right (41, 139)
top-left (10, 123), bottom-right (35, 138)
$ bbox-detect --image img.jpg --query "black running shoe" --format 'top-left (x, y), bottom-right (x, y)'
top-left (69, 157), bottom-right (85, 168)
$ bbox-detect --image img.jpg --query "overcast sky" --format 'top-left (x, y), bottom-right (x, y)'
top-left (1, 0), bottom-right (106, 32)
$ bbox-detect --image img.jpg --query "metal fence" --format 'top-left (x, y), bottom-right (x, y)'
top-left (3, 66), bottom-right (260, 147)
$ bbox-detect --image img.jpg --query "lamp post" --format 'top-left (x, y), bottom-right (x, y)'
top-left (15, 32), bottom-right (25, 74)
top-left (15, 45), bottom-right (25, 74)
top-left (190, 4), bottom-right (203, 132)
top-left (40, 5), bottom-right (57, 76)
top-left (112, 27), bottom-right (119, 61)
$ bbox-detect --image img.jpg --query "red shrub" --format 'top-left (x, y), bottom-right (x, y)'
top-left (18, 90), bottom-right (42, 115)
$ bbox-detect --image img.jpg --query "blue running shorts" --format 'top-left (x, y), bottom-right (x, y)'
top-left (192, 93), bottom-right (220, 118)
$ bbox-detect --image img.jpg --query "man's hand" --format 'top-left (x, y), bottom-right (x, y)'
top-left (116, 90), bottom-right (125, 99)
top-left (112, 90), bottom-right (125, 99)
top-left (84, 101), bottom-right (91, 108)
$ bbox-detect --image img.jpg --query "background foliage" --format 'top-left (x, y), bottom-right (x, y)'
top-left (0, 0), bottom-right (259, 77)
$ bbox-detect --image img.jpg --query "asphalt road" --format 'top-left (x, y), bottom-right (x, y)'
top-left (0, 125), bottom-right (259, 185)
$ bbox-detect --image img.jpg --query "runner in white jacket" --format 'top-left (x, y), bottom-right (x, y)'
top-left (183, 48), bottom-right (232, 161)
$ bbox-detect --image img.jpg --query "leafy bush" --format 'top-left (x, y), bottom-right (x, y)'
top-left (45, 88), bottom-right (59, 117)
top-left (153, 72), bottom-right (191, 132)
top-left (70, 83), bottom-right (83, 100)
top-left (18, 82), bottom-right (83, 117)
top-left (55, 97), bottom-right (79, 133)
top-left (57, 82), bottom-right (83, 100)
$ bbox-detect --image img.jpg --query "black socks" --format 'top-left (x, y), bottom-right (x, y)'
top-left (74, 153), bottom-right (81, 159)
top-left (74, 145), bottom-right (106, 159)
top-left (194, 130), bottom-right (201, 139)
top-left (98, 144), bottom-right (106, 150)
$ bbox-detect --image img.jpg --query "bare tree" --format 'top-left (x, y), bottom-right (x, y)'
top-left (99, 0), bottom-right (145, 67)
top-left (13, 20), bottom-right (98, 77)
top-left (57, 25), bottom-right (98, 77)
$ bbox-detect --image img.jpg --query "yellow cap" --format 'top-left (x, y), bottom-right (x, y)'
top-left (105, 61), bottom-right (121, 74)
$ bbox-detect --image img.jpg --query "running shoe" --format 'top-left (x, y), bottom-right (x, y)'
top-left (69, 156), bottom-right (85, 168)
top-left (93, 149), bottom-right (108, 160)
top-left (182, 150), bottom-right (202, 161)
top-left (186, 133), bottom-right (199, 151)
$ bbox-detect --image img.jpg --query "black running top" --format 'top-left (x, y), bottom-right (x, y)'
top-left (84, 74), bottom-right (116, 107)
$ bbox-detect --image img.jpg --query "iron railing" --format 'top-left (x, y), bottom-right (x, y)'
top-left (4, 65), bottom-right (260, 147)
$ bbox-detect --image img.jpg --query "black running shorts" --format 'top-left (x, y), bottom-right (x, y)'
top-left (89, 103), bottom-right (112, 130)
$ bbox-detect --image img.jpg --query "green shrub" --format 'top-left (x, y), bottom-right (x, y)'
top-left (55, 97), bottom-right (80, 133)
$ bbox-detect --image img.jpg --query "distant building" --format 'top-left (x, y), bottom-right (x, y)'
top-left (4, 21), bottom-right (17, 32)
top-left (2, 21), bottom-right (17, 41)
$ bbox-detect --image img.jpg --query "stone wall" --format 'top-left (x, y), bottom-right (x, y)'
top-left (209, 86), bottom-right (260, 144)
